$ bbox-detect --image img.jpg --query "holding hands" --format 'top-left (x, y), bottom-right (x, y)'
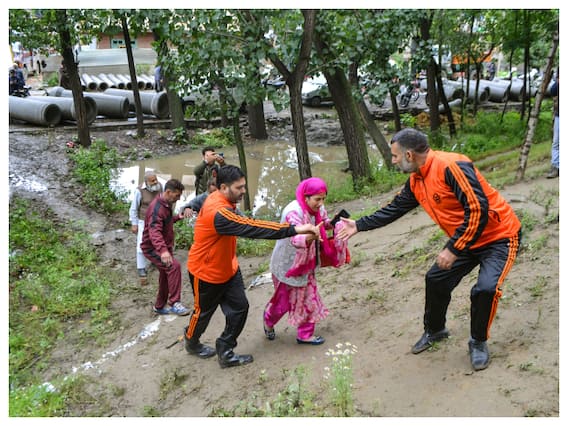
top-left (335, 217), bottom-right (358, 241)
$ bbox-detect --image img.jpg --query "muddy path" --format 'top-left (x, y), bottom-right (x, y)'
top-left (8, 116), bottom-right (559, 417)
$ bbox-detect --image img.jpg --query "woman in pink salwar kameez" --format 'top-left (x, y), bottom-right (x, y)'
top-left (263, 177), bottom-right (348, 345)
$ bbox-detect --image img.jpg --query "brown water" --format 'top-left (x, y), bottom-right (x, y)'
top-left (115, 139), bottom-right (382, 217)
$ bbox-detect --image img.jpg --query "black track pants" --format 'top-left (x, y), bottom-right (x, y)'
top-left (185, 268), bottom-right (249, 350)
top-left (423, 231), bottom-right (521, 341)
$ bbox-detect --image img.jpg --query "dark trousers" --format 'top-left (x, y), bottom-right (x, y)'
top-left (423, 231), bottom-right (521, 341)
top-left (185, 268), bottom-right (249, 350)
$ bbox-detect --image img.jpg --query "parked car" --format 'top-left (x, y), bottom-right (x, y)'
top-left (301, 76), bottom-right (332, 106)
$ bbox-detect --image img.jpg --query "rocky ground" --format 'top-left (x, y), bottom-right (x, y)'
top-left (7, 102), bottom-right (560, 418)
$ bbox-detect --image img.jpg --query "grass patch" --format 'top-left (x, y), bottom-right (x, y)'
top-left (9, 196), bottom-right (118, 413)
top-left (68, 139), bottom-right (129, 214)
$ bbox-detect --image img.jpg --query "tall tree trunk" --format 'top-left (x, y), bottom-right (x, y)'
top-left (390, 89), bottom-right (402, 132)
top-left (516, 31), bottom-right (558, 181)
top-left (287, 76), bottom-right (312, 180)
top-left (322, 67), bottom-right (371, 187)
top-left (154, 34), bottom-right (184, 135)
top-left (232, 116), bottom-right (252, 211)
top-left (121, 16), bottom-right (144, 138)
top-left (269, 10), bottom-right (317, 181)
top-left (55, 9), bottom-right (90, 147)
top-left (435, 62), bottom-right (456, 137)
top-left (347, 63), bottom-right (393, 169)
top-left (420, 15), bottom-right (441, 132)
top-left (357, 99), bottom-right (393, 169)
top-left (247, 103), bottom-right (267, 140)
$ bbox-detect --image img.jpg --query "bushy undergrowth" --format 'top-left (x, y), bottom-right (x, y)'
top-left (68, 139), bottom-right (128, 214)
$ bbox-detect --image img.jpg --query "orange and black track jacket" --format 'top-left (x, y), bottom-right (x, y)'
top-left (187, 190), bottom-right (298, 284)
top-left (356, 150), bottom-right (521, 255)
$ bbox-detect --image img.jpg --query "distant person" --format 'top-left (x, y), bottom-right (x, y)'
top-left (337, 128), bottom-right (522, 371)
top-left (547, 71), bottom-right (559, 179)
top-left (180, 178), bottom-right (217, 218)
top-left (487, 61), bottom-right (496, 81)
top-left (129, 171), bottom-right (163, 283)
top-left (154, 65), bottom-right (163, 92)
top-left (264, 177), bottom-right (349, 345)
top-left (194, 146), bottom-right (225, 196)
top-left (183, 165), bottom-right (321, 368)
top-left (9, 68), bottom-right (24, 95)
top-left (140, 179), bottom-right (190, 316)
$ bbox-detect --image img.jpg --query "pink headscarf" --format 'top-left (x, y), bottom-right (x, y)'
top-left (285, 177), bottom-right (337, 277)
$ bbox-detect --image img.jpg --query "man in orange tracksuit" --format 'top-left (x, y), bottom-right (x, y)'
top-left (184, 165), bottom-right (321, 368)
top-left (338, 128), bottom-right (521, 371)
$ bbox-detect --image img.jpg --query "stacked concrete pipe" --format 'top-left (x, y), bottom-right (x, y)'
top-left (48, 86), bottom-right (130, 119)
top-left (31, 95), bottom-right (98, 124)
top-left (104, 88), bottom-right (169, 119)
top-left (9, 96), bottom-right (62, 126)
top-left (82, 74), bottom-right (99, 91)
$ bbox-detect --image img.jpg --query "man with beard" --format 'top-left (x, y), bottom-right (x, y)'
top-left (129, 170), bottom-right (162, 283)
top-left (183, 165), bottom-right (321, 368)
top-left (337, 128), bottom-right (522, 371)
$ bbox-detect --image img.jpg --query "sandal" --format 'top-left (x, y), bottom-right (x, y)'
top-left (263, 314), bottom-right (275, 341)
top-left (296, 335), bottom-right (325, 345)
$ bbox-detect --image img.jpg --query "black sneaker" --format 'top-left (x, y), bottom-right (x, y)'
top-left (468, 338), bottom-right (490, 371)
top-left (411, 328), bottom-right (450, 354)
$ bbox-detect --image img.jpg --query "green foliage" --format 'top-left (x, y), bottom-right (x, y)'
top-left (191, 127), bottom-right (234, 148)
top-left (212, 366), bottom-right (317, 417)
top-left (9, 197), bottom-right (117, 396)
top-left (175, 220), bottom-right (275, 257)
top-left (68, 140), bottom-right (128, 214)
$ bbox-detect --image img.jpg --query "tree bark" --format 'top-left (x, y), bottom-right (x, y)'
top-left (357, 99), bottom-right (393, 169)
top-left (154, 35), bottom-right (185, 135)
top-left (269, 10), bottom-right (317, 181)
top-left (516, 31), bottom-right (558, 181)
top-left (55, 9), bottom-right (91, 147)
top-left (247, 103), bottom-right (268, 140)
top-left (232, 115), bottom-right (252, 211)
top-left (121, 16), bottom-right (144, 138)
top-left (319, 65), bottom-right (371, 186)
top-left (420, 14), bottom-right (440, 132)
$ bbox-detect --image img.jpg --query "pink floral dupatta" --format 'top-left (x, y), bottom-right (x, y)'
top-left (285, 177), bottom-right (340, 277)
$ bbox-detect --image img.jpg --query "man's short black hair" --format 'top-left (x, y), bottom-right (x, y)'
top-left (217, 165), bottom-right (245, 188)
top-left (164, 178), bottom-right (185, 192)
top-left (391, 128), bottom-right (430, 154)
top-left (202, 146), bottom-right (216, 156)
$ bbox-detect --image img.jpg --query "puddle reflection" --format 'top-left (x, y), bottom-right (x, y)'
top-left (115, 140), bottom-right (380, 217)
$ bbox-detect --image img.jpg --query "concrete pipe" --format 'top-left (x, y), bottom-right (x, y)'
top-left (425, 98), bottom-right (462, 114)
top-left (484, 82), bottom-right (510, 103)
top-left (116, 74), bottom-right (132, 90)
top-left (425, 82), bottom-right (464, 105)
top-left (89, 75), bottom-right (109, 91)
top-left (48, 87), bottom-right (130, 119)
top-left (98, 73), bottom-right (117, 89)
top-left (32, 95), bottom-right (97, 124)
top-left (9, 96), bottom-right (62, 126)
top-left (141, 74), bottom-right (155, 90)
top-left (104, 88), bottom-right (169, 119)
top-left (82, 73), bottom-right (99, 91)
top-left (107, 73), bottom-right (125, 89)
